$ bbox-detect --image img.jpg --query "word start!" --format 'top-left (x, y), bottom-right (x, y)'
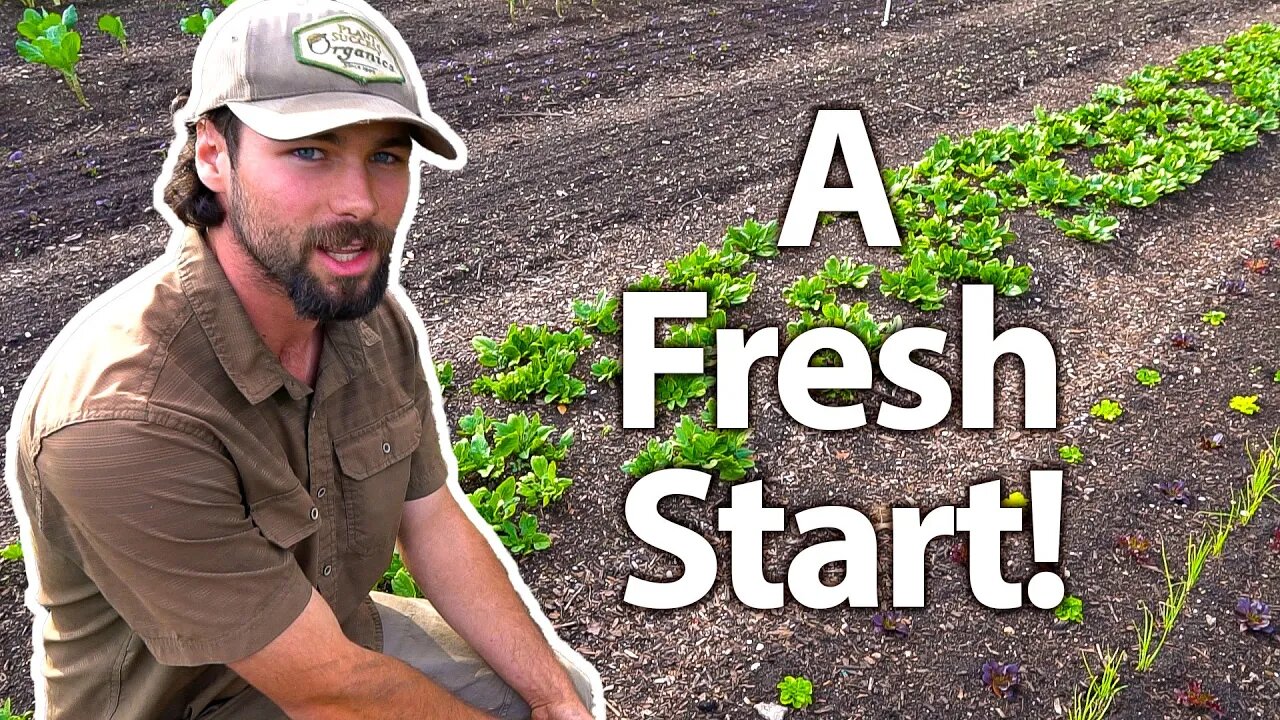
top-left (620, 110), bottom-right (1066, 612)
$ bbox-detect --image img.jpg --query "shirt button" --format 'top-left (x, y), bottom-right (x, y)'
top-left (316, 487), bottom-right (326, 498)
top-left (322, 565), bottom-right (333, 576)
top-left (310, 508), bottom-right (319, 521)
top-left (382, 441), bottom-right (392, 454)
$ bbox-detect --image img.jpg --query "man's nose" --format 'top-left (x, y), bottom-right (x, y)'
top-left (329, 163), bottom-right (379, 221)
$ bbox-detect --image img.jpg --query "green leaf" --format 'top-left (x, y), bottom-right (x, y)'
top-left (97, 14), bottom-right (126, 43)
top-left (1054, 595), bottom-right (1084, 624)
top-left (15, 40), bottom-right (44, 63)
top-left (391, 567), bottom-right (420, 598)
top-left (0, 542), bottom-right (22, 561)
top-left (61, 5), bottom-right (78, 29)
top-left (1001, 490), bottom-right (1029, 508)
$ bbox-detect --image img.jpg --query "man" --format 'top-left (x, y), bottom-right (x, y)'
top-left (6, 0), bottom-right (600, 718)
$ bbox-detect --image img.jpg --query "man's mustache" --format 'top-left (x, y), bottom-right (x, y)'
top-left (305, 221), bottom-right (395, 254)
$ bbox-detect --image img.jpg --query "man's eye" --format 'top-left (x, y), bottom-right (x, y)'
top-left (292, 147), bottom-right (324, 161)
top-left (373, 151), bottom-right (404, 165)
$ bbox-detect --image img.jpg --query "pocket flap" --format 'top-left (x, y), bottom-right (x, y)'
top-left (334, 402), bottom-right (422, 480)
top-left (249, 484), bottom-right (317, 548)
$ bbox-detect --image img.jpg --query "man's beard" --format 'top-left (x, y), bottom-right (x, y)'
top-left (225, 174), bottom-right (395, 322)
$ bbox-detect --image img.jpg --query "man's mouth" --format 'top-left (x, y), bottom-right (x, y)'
top-left (318, 243), bottom-right (369, 262)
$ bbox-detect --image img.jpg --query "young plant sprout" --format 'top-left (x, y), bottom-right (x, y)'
top-left (1090, 399), bottom-right (1124, 421)
top-left (1200, 309), bottom-right (1226, 326)
top-left (870, 611), bottom-right (911, 637)
top-left (1173, 680), bottom-right (1224, 719)
top-left (1154, 479), bottom-right (1190, 504)
top-left (776, 675), bottom-right (813, 709)
top-left (1229, 394), bottom-right (1260, 415)
top-left (1116, 533), bottom-right (1152, 562)
top-left (1134, 368), bottom-right (1162, 387)
top-left (1170, 330), bottom-right (1197, 349)
top-left (980, 661), bottom-right (1022, 700)
top-left (1059, 445), bottom-right (1084, 464)
top-left (1235, 597), bottom-right (1275, 634)
top-left (1199, 431), bottom-right (1225, 450)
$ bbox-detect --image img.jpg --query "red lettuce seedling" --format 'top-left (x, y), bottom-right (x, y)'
top-left (1234, 597), bottom-right (1275, 635)
top-left (870, 611), bottom-right (911, 637)
top-left (1170, 330), bottom-right (1198, 349)
top-left (1270, 526), bottom-right (1280, 553)
top-left (1173, 679), bottom-right (1224, 718)
top-left (1116, 533), bottom-right (1153, 563)
top-left (1199, 432), bottom-right (1225, 450)
top-left (1154, 479), bottom-right (1190, 504)
top-left (949, 539), bottom-right (969, 565)
top-left (1216, 277), bottom-right (1247, 295)
top-left (980, 661), bottom-right (1021, 700)
top-left (1244, 257), bottom-right (1271, 274)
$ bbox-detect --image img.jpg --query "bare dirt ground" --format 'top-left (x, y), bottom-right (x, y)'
top-left (2, 0), bottom-right (1279, 717)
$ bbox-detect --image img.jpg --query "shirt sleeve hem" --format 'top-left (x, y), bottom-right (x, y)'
top-left (143, 571), bottom-right (315, 667)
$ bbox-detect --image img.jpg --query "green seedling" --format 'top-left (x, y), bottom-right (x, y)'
top-left (1090, 399), bottom-right (1124, 422)
top-left (0, 698), bottom-right (33, 720)
top-left (15, 6), bottom-right (89, 108)
top-left (776, 675), bottom-right (814, 709)
top-left (1200, 310), bottom-right (1226, 326)
top-left (1055, 212), bottom-right (1120, 243)
top-left (590, 357), bottom-right (620, 383)
top-left (655, 374), bottom-right (714, 410)
top-left (571, 291), bottom-right (619, 334)
top-left (97, 14), bottom-right (125, 52)
top-left (1134, 534), bottom-right (1213, 672)
top-left (1273, 369), bottom-right (1280, 383)
top-left (1055, 595), bottom-right (1085, 624)
top-left (1135, 368), bottom-right (1162, 387)
top-left (0, 542), bottom-right (22, 561)
top-left (1229, 395), bottom-right (1260, 415)
top-left (180, 8), bottom-right (216, 36)
top-left (819, 257), bottom-right (876, 289)
top-left (1067, 648), bottom-right (1126, 720)
top-left (1059, 445), bottom-right (1085, 465)
top-left (434, 360), bottom-right (454, 393)
top-left (782, 275), bottom-right (835, 311)
top-left (1001, 490), bottom-right (1029, 508)
top-left (722, 218), bottom-right (779, 258)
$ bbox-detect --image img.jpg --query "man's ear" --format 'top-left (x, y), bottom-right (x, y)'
top-left (194, 119), bottom-right (232, 194)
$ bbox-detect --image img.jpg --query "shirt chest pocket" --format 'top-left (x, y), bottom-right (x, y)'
top-left (333, 401), bottom-right (422, 556)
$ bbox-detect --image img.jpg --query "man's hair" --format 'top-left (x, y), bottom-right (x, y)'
top-left (162, 102), bottom-right (243, 229)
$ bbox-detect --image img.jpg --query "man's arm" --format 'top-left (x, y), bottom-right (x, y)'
top-left (229, 589), bottom-right (494, 720)
top-left (397, 488), bottom-right (590, 720)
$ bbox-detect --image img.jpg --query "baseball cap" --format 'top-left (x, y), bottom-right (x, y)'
top-left (181, 0), bottom-right (466, 169)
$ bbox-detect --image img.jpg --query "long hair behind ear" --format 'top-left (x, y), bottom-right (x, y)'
top-left (162, 100), bottom-right (240, 229)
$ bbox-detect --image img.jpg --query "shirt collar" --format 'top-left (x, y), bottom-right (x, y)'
top-left (175, 227), bottom-right (377, 405)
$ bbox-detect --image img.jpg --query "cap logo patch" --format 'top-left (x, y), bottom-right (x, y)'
top-left (293, 15), bottom-right (404, 84)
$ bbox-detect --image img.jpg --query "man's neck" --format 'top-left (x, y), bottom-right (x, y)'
top-left (204, 225), bottom-right (323, 386)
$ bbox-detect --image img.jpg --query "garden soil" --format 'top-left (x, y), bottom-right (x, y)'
top-left (1, 0), bottom-right (1279, 717)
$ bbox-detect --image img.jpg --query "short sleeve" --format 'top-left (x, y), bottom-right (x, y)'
top-left (33, 417), bottom-right (315, 666)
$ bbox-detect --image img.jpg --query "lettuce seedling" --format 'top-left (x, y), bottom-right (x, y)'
top-left (1229, 394), bottom-right (1260, 415)
top-left (1055, 212), bottom-right (1120, 243)
top-left (1199, 431), bottom-right (1225, 450)
top-left (1173, 680), bottom-right (1224, 719)
top-left (1116, 533), bottom-right (1152, 562)
top-left (1135, 367), bottom-right (1162, 387)
top-left (1001, 490), bottom-right (1028, 508)
top-left (1090, 399), bottom-right (1124, 421)
top-left (782, 275), bottom-right (833, 311)
top-left (980, 661), bottom-right (1022, 700)
top-left (819, 257), bottom-right (876, 289)
top-left (1154, 479), bottom-right (1190, 504)
top-left (15, 6), bottom-right (89, 108)
top-left (722, 218), bottom-right (779, 258)
top-left (1273, 369), bottom-right (1280, 383)
top-left (0, 542), bottom-right (21, 561)
top-left (1245, 257), bottom-right (1271, 274)
top-left (434, 360), bottom-right (454, 393)
top-left (1054, 595), bottom-right (1084, 624)
top-left (516, 455), bottom-right (572, 508)
top-left (655, 374), bottom-right (714, 410)
top-left (97, 14), bottom-right (126, 53)
top-left (776, 676), bottom-right (813, 709)
top-left (1200, 309), bottom-right (1226, 326)
top-left (871, 611), bottom-right (911, 637)
top-left (590, 357), bottom-right (620, 383)
top-left (571, 291), bottom-right (619, 334)
top-left (1059, 445), bottom-right (1084, 465)
top-left (180, 8), bottom-right (216, 36)
top-left (0, 698), bottom-right (33, 720)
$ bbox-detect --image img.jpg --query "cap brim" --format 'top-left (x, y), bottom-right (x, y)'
top-left (226, 92), bottom-right (465, 167)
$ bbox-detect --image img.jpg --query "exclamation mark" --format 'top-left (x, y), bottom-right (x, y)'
top-left (1027, 470), bottom-right (1066, 609)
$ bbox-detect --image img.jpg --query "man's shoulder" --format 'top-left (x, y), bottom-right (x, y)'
top-left (16, 252), bottom-right (198, 443)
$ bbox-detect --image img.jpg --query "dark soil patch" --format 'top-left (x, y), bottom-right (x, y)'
top-left (3, 0), bottom-right (1280, 717)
